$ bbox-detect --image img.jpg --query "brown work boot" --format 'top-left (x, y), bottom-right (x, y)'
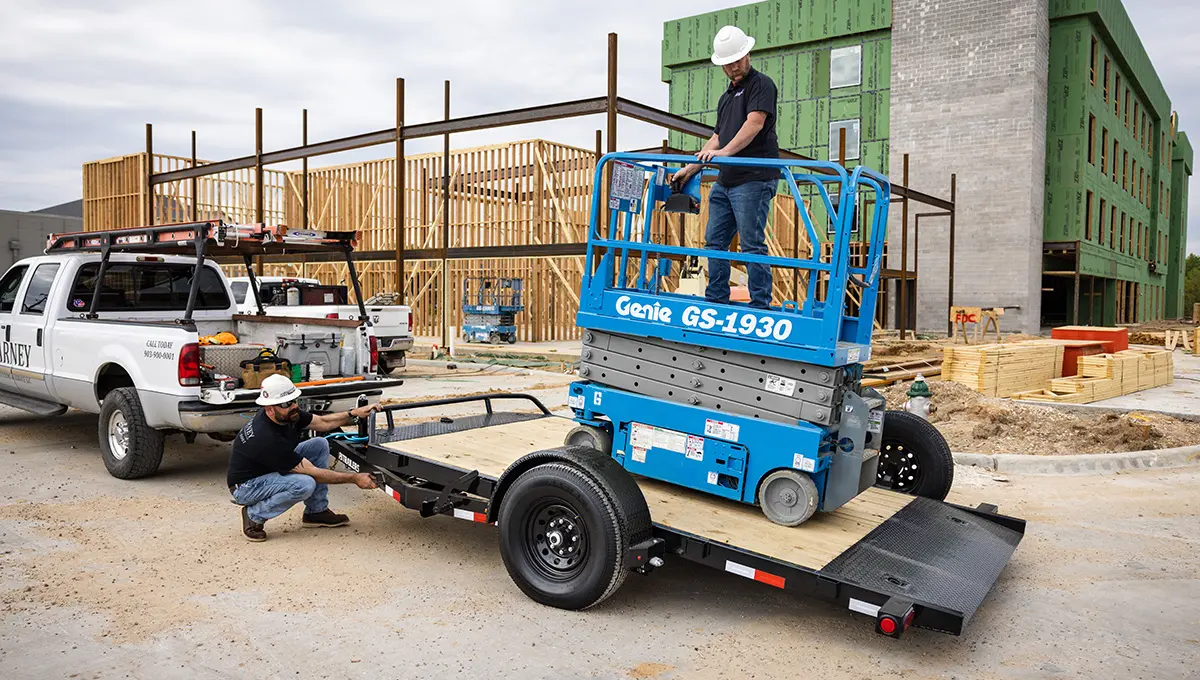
top-left (242, 506), bottom-right (267, 542)
top-left (302, 508), bottom-right (350, 528)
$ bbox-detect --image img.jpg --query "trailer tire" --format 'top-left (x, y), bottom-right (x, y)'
top-left (876, 410), bottom-right (954, 500)
top-left (564, 425), bottom-right (612, 455)
top-left (98, 387), bottom-right (165, 480)
top-left (498, 462), bottom-right (629, 610)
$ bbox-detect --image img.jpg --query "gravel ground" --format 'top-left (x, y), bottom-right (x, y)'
top-left (1, 400), bottom-right (1198, 679)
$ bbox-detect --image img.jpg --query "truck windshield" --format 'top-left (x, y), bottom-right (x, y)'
top-left (66, 262), bottom-right (231, 313)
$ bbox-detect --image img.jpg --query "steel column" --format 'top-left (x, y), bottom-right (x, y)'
top-left (190, 130), bottom-right (198, 221)
top-left (441, 79), bottom-right (451, 349)
top-left (900, 154), bottom-right (910, 339)
top-left (395, 78), bottom-right (406, 302)
top-left (254, 107), bottom-right (264, 276)
top-left (144, 124), bottom-right (153, 226)
top-left (948, 174), bottom-right (957, 336)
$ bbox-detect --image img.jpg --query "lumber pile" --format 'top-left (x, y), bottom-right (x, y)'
top-left (1012, 349), bottom-right (1173, 404)
top-left (941, 342), bottom-right (1064, 397)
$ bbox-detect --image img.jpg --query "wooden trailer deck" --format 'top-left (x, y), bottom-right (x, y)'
top-left (380, 416), bottom-right (914, 571)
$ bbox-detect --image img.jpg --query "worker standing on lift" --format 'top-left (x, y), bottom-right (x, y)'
top-left (672, 25), bottom-right (780, 310)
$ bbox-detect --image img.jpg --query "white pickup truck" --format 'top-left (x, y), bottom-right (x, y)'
top-left (0, 222), bottom-right (402, 479)
top-left (228, 276), bottom-right (414, 374)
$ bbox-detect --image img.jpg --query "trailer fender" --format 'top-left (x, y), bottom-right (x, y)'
top-left (487, 445), bottom-right (652, 546)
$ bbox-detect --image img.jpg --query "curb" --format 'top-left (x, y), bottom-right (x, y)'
top-left (951, 445), bottom-right (1200, 476)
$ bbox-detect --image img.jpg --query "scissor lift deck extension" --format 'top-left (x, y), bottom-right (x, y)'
top-left (331, 395), bottom-right (1025, 637)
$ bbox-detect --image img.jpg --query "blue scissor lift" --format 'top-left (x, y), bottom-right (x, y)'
top-left (566, 153), bottom-right (950, 525)
top-left (461, 276), bottom-right (524, 344)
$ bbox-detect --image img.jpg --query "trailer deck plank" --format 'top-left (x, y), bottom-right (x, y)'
top-left (382, 416), bottom-right (914, 570)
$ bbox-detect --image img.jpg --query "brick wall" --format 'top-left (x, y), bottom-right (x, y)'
top-left (889, 0), bottom-right (1050, 333)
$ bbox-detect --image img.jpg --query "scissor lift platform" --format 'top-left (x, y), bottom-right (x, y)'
top-left (330, 394), bottom-right (1024, 637)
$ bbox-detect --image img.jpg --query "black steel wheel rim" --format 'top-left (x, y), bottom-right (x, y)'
top-left (877, 439), bottom-right (923, 492)
top-left (524, 500), bottom-right (588, 581)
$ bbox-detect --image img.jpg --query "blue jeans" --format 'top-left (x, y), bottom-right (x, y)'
top-left (704, 179), bottom-right (777, 308)
top-left (233, 437), bottom-right (330, 524)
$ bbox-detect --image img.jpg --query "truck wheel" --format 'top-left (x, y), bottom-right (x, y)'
top-left (757, 469), bottom-right (818, 526)
top-left (498, 462), bottom-right (629, 610)
top-left (876, 410), bottom-right (954, 500)
top-left (98, 387), bottom-right (165, 480)
top-left (564, 425), bottom-right (612, 456)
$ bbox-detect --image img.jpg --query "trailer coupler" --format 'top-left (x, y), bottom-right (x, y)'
top-left (625, 537), bottom-right (667, 574)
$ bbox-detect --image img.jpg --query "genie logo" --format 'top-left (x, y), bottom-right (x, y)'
top-left (614, 295), bottom-right (672, 323)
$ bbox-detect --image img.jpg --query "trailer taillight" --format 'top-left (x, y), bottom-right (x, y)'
top-left (875, 599), bottom-right (916, 639)
top-left (326, 313), bottom-right (339, 319)
top-left (178, 343), bottom-right (201, 386)
top-left (369, 335), bottom-right (379, 373)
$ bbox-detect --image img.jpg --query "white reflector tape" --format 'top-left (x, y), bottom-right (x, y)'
top-left (849, 598), bottom-right (881, 617)
top-left (383, 485), bottom-right (402, 503)
top-left (723, 560), bottom-right (786, 588)
top-left (452, 508), bottom-right (487, 523)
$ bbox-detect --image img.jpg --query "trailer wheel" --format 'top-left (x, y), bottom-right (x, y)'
top-left (497, 462), bottom-right (628, 610)
top-left (876, 410), bottom-right (954, 500)
top-left (757, 469), bottom-right (819, 526)
top-left (564, 425), bottom-right (612, 456)
top-left (98, 387), bottom-right (165, 480)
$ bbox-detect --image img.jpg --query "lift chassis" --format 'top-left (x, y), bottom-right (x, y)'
top-left (330, 394), bottom-right (1025, 638)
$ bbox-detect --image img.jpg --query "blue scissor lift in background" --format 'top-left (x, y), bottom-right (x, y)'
top-left (461, 276), bottom-right (525, 344)
top-left (565, 153), bottom-right (953, 525)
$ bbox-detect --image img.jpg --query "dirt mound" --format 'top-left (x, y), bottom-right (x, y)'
top-left (876, 377), bottom-right (1200, 455)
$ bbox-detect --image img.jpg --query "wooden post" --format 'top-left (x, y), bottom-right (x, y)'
top-left (441, 79), bottom-right (451, 350)
top-left (144, 123), bottom-right (153, 226)
top-left (900, 153), bottom-right (910, 339)
top-left (948, 173), bottom-right (956, 336)
top-left (395, 78), bottom-right (405, 300)
top-left (190, 130), bottom-right (198, 221)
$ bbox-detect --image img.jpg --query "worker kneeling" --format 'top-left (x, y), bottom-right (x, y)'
top-left (227, 374), bottom-right (380, 542)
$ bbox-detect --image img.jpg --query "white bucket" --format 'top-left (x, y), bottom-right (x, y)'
top-left (308, 361), bottom-right (325, 381)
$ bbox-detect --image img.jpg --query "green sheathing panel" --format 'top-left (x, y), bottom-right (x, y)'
top-left (1167, 131), bottom-right (1193, 317)
top-left (1045, 10), bottom-right (1179, 321)
top-left (663, 1), bottom-right (891, 243)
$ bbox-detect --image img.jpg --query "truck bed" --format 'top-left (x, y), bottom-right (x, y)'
top-left (382, 416), bottom-right (914, 571)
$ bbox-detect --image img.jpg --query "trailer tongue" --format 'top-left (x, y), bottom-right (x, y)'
top-left (330, 394), bottom-right (1024, 638)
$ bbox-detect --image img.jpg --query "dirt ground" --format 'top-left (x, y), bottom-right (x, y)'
top-left (1, 407), bottom-right (1198, 679)
top-left (881, 378), bottom-right (1200, 454)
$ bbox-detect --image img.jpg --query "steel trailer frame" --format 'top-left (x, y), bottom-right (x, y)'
top-left (329, 393), bottom-right (1026, 638)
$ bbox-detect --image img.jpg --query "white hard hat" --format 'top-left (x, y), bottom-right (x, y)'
top-left (257, 373), bottom-right (302, 406)
top-left (712, 25), bottom-right (755, 66)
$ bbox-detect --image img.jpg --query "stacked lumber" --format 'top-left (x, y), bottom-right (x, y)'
top-left (1012, 348), bottom-right (1173, 404)
top-left (941, 342), bottom-right (1064, 397)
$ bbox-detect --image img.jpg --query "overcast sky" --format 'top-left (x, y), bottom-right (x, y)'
top-left (1, 1), bottom-right (1196, 251)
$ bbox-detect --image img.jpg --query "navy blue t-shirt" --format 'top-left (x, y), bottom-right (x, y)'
top-left (715, 67), bottom-right (780, 187)
top-left (226, 409), bottom-right (314, 486)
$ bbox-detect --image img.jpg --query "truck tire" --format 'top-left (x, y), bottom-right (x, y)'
top-left (98, 387), bottom-right (165, 480)
top-left (876, 410), bottom-right (954, 500)
top-left (497, 462), bottom-right (629, 610)
top-left (563, 425), bottom-right (612, 456)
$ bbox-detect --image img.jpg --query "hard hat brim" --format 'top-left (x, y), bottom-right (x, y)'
top-left (256, 384), bottom-right (302, 406)
top-left (712, 35), bottom-right (754, 66)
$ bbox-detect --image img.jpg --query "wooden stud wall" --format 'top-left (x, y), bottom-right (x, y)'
top-left (82, 141), bottom-right (887, 341)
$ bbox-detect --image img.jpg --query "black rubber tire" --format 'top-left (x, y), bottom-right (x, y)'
top-left (488, 332), bottom-right (500, 344)
top-left (563, 425), bottom-right (612, 456)
top-left (876, 409), bottom-right (954, 500)
top-left (506, 334), bottom-right (517, 344)
top-left (497, 462), bottom-right (628, 610)
top-left (98, 387), bottom-right (165, 480)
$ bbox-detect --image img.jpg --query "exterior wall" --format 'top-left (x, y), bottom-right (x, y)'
top-left (890, 0), bottom-right (1050, 334)
top-left (1167, 131), bottom-right (1193, 317)
top-left (0, 210), bottom-right (82, 272)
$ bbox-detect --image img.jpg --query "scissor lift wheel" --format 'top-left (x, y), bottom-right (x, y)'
top-left (564, 425), bottom-right (612, 456)
top-left (757, 469), bottom-right (819, 526)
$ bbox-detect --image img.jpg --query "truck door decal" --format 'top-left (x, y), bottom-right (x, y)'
top-left (0, 341), bottom-right (32, 368)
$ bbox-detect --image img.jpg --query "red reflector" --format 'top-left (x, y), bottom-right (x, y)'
top-left (326, 313), bottom-right (339, 319)
top-left (904, 610), bottom-right (915, 628)
top-left (879, 617), bottom-right (897, 635)
top-left (178, 343), bottom-right (201, 386)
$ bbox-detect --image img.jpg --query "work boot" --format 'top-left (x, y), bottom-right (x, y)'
top-left (302, 509), bottom-right (350, 528)
top-left (242, 506), bottom-right (267, 542)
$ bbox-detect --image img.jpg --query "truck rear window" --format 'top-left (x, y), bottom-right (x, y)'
top-left (66, 263), bottom-right (231, 313)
